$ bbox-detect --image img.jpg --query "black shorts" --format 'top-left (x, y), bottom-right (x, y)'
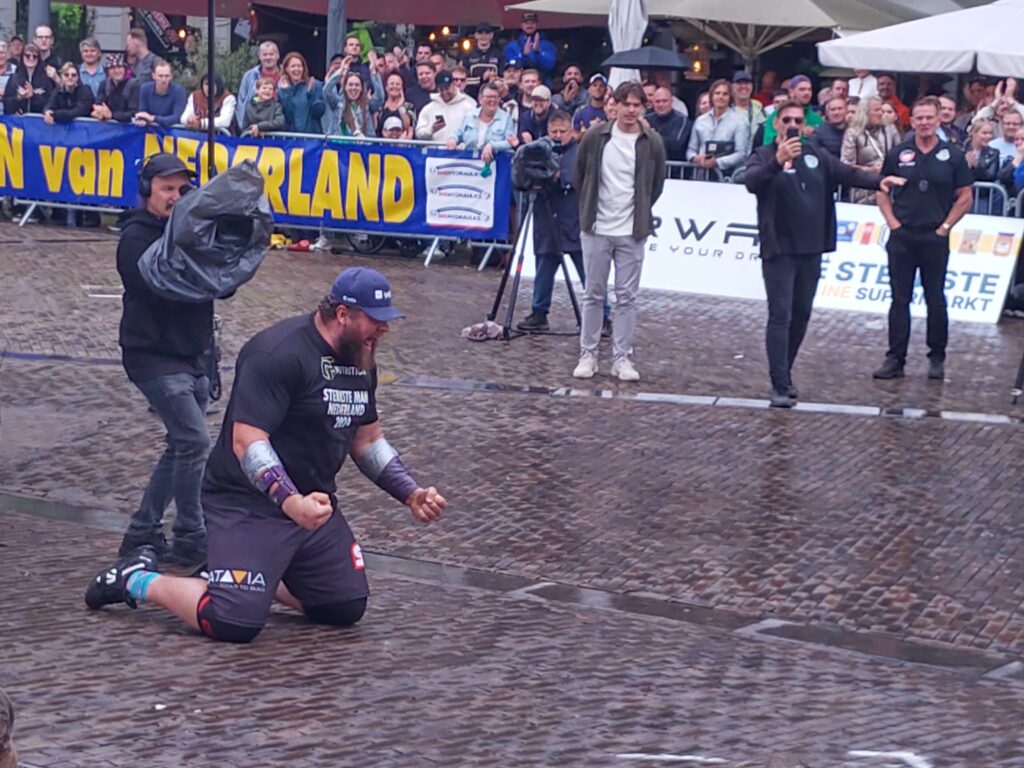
top-left (202, 497), bottom-right (370, 630)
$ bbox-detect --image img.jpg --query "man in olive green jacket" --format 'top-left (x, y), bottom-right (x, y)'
top-left (572, 80), bottom-right (666, 382)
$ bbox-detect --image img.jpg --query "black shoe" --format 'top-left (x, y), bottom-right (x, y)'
top-left (119, 528), bottom-right (170, 560)
top-left (769, 389), bottom-right (794, 408)
top-left (516, 312), bottom-right (549, 332)
top-left (85, 545), bottom-right (158, 610)
top-left (928, 358), bottom-right (945, 380)
top-left (601, 317), bottom-right (613, 338)
top-left (787, 385), bottom-right (799, 400)
top-left (872, 358), bottom-right (905, 379)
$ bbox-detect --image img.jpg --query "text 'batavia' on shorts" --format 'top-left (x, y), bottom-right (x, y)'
top-left (202, 498), bottom-right (370, 631)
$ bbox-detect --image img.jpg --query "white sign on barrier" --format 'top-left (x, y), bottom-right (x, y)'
top-left (425, 157), bottom-right (497, 231)
top-left (519, 179), bottom-right (1023, 324)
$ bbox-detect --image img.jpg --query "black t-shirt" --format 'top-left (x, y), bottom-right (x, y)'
top-left (203, 314), bottom-right (379, 516)
top-left (882, 138), bottom-right (972, 231)
top-left (774, 151), bottom-right (829, 255)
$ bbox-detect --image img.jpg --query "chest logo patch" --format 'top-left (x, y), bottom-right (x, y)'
top-left (899, 149), bottom-right (916, 163)
top-left (936, 148), bottom-right (950, 161)
top-left (803, 154), bottom-right (819, 169)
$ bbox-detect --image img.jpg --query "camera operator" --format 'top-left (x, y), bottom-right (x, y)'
top-left (115, 154), bottom-right (212, 566)
top-left (745, 100), bottom-right (905, 407)
top-left (517, 112), bottom-right (609, 333)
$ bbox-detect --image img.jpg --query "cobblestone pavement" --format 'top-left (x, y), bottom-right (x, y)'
top-left (1, 222), bottom-right (1024, 766)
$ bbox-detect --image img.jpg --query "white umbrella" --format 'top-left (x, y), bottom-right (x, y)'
top-left (818, 0), bottom-right (1024, 76)
top-left (508, 0), bottom-right (989, 69)
top-left (608, 0), bottom-right (649, 88)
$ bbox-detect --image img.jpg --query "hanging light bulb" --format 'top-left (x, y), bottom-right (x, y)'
top-left (428, 32), bottom-right (436, 42)
top-left (461, 38), bottom-right (472, 52)
top-left (441, 25), bottom-right (451, 36)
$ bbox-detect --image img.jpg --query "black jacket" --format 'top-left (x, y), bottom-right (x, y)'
top-left (533, 140), bottom-right (581, 256)
top-left (117, 208), bottom-right (213, 383)
top-left (646, 110), bottom-right (691, 161)
top-left (461, 47), bottom-right (502, 98)
top-left (810, 122), bottom-right (845, 158)
top-left (971, 145), bottom-right (1001, 183)
top-left (744, 142), bottom-right (881, 261)
top-left (45, 83), bottom-right (94, 121)
top-left (96, 77), bottom-right (140, 122)
top-left (519, 105), bottom-right (554, 143)
top-left (3, 64), bottom-right (52, 115)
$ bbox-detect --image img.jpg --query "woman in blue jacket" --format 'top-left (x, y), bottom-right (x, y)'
top-left (447, 82), bottom-right (516, 163)
top-left (276, 52), bottom-right (326, 134)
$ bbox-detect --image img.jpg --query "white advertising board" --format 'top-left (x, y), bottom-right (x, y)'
top-left (519, 179), bottom-right (1023, 324)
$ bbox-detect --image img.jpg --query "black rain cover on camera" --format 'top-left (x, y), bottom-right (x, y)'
top-left (512, 137), bottom-right (560, 191)
top-left (138, 160), bottom-right (273, 303)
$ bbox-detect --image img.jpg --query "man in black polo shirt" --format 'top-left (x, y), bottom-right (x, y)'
top-left (85, 268), bottom-right (447, 644)
top-left (746, 100), bottom-right (904, 407)
top-left (874, 95), bottom-right (973, 381)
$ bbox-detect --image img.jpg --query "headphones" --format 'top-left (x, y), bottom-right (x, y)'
top-left (137, 153), bottom-right (191, 198)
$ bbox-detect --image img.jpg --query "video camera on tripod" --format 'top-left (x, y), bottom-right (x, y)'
top-left (511, 137), bottom-right (562, 192)
top-left (487, 138), bottom-right (582, 339)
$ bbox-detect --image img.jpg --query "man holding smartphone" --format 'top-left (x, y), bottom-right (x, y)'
top-left (415, 70), bottom-right (475, 142)
top-left (745, 101), bottom-right (905, 407)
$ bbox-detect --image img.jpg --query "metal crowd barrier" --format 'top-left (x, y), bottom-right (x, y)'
top-left (971, 181), bottom-right (1011, 217)
top-left (665, 161), bottom-right (726, 183)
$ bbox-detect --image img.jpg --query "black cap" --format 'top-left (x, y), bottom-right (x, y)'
top-left (475, 22), bottom-right (495, 33)
top-left (436, 70), bottom-right (453, 86)
top-left (141, 153), bottom-right (195, 182)
top-left (521, 11), bottom-right (538, 21)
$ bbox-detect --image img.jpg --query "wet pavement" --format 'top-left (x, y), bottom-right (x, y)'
top-left (1, 223), bottom-right (1024, 766)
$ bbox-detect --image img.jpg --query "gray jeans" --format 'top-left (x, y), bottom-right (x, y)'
top-left (579, 232), bottom-right (645, 360)
top-left (130, 372), bottom-right (211, 537)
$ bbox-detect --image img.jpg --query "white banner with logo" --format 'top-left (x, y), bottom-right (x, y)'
top-left (519, 179), bottom-right (1022, 324)
top-left (425, 157), bottom-right (497, 231)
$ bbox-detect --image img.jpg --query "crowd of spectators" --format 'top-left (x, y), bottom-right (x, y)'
top-left (6, 17), bottom-right (1024, 217)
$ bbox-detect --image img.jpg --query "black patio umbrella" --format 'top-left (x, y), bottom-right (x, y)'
top-left (602, 45), bottom-right (690, 71)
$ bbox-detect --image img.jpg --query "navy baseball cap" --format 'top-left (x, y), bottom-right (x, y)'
top-left (141, 153), bottom-right (195, 181)
top-left (329, 267), bottom-right (405, 322)
top-left (732, 70), bottom-right (753, 84)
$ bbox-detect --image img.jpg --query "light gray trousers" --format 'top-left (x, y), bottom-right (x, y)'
top-left (579, 231), bottom-right (645, 360)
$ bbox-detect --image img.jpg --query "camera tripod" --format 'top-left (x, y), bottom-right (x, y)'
top-left (488, 190), bottom-right (582, 340)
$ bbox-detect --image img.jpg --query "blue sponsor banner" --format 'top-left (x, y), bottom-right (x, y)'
top-left (0, 116), bottom-right (511, 239)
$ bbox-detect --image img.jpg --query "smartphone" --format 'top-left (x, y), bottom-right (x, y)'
top-left (435, 115), bottom-right (446, 127)
top-left (785, 127), bottom-right (800, 140)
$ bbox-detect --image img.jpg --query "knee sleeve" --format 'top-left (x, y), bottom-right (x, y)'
top-left (197, 592), bottom-right (263, 644)
top-left (305, 597), bottom-right (367, 627)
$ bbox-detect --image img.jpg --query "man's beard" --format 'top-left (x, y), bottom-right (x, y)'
top-left (333, 334), bottom-right (377, 371)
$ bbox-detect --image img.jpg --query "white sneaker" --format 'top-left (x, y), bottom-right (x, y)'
top-left (572, 351), bottom-right (598, 379)
top-left (611, 357), bottom-right (640, 382)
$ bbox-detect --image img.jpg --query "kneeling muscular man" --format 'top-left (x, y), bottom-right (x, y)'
top-left (86, 267), bottom-right (446, 642)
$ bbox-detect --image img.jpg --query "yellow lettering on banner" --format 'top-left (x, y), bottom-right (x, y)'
top-left (231, 145), bottom-right (260, 167)
top-left (97, 150), bottom-right (124, 197)
top-left (286, 148), bottom-right (310, 217)
top-left (310, 150), bottom-right (344, 220)
top-left (345, 153), bottom-right (380, 221)
top-left (257, 147), bottom-right (287, 212)
top-left (197, 142), bottom-right (230, 185)
top-left (39, 146), bottom-right (68, 193)
top-left (382, 155), bottom-right (414, 223)
top-left (143, 133), bottom-right (175, 159)
top-left (175, 137), bottom-right (200, 177)
top-left (67, 148), bottom-right (96, 196)
top-left (0, 124), bottom-right (24, 188)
